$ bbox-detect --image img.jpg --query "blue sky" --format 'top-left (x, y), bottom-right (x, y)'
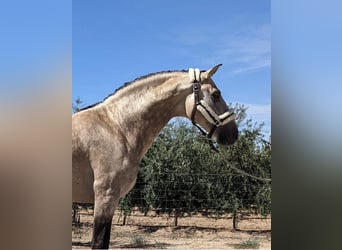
top-left (73, 0), bottom-right (270, 137)
top-left (1, 1), bottom-right (71, 90)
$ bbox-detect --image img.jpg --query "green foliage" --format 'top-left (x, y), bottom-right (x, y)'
top-left (117, 104), bottom-right (271, 219)
top-left (233, 238), bottom-right (260, 249)
top-left (118, 193), bottom-right (132, 216)
top-left (127, 236), bottom-right (146, 248)
top-left (72, 96), bottom-right (84, 113)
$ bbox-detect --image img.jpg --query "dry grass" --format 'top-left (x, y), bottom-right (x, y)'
top-left (72, 208), bottom-right (271, 249)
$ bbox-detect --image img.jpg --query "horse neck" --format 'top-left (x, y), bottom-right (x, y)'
top-left (104, 72), bottom-right (191, 159)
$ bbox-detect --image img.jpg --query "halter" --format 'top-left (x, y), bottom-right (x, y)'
top-left (188, 68), bottom-right (236, 151)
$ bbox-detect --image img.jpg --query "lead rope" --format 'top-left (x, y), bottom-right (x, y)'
top-left (223, 159), bottom-right (271, 182)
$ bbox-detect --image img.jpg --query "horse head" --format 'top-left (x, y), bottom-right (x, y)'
top-left (185, 64), bottom-right (238, 146)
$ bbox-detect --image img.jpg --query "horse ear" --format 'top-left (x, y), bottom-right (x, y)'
top-left (203, 64), bottom-right (223, 78)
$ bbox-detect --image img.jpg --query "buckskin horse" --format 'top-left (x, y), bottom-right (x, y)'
top-left (72, 64), bottom-right (238, 249)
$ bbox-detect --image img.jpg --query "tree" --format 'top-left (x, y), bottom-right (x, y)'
top-left (72, 97), bottom-right (84, 113)
top-left (116, 104), bottom-right (272, 227)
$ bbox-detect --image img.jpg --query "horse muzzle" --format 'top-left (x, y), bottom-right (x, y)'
top-left (215, 121), bottom-right (239, 146)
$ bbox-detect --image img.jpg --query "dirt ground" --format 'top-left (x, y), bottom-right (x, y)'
top-left (72, 208), bottom-right (271, 249)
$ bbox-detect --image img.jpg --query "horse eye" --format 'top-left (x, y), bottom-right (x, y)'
top-left (212, 90), bottom-right (221, 100)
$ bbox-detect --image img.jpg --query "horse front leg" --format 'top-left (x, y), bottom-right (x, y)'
top-left (91, 188), bottom-right (119, 249)
top-left (92, 214), bottom-right (112, 249)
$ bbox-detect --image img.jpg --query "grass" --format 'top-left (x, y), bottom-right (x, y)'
top-left (131, 236), bottom-right (145, 247)
top-left (233, 238), bottom-right (260, 249)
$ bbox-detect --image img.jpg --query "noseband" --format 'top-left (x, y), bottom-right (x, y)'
top-left (188, 68), bottom-right (236, 150)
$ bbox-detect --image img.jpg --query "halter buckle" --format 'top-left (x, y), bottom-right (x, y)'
top-left (192, 81), bottom-right (200, 91)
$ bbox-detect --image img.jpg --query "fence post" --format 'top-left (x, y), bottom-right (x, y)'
top-left (174, 210), bottom-right (179, 227)
top-left (122, 215), bottom-right (127, 225)
top-left (233, 210), bottom-right (238, 230)
top-left (72, 203), bottom-right (80, 225)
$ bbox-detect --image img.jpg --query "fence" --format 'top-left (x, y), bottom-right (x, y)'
top-left (73, 206), bottom-right (271, 232)
top-left (73, 171), bottom-right (271, 230)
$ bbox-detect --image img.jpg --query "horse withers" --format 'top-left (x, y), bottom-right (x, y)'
top-left (72, 64), bottom-right (238, 249)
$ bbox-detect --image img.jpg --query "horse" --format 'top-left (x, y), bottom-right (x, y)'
top-left (72, 64), bottom-right (238, 249)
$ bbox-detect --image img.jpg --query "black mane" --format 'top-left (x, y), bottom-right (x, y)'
top-left (79, 69), bottom-right (190, 111)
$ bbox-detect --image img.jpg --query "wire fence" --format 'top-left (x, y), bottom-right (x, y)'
top-left (73, 206), bottom-right (271, 232)
top-left (73, 171), bottom-right (271, 230)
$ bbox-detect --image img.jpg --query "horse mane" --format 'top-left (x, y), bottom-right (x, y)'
top-left (79, 69), bottom-right (196, 112)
